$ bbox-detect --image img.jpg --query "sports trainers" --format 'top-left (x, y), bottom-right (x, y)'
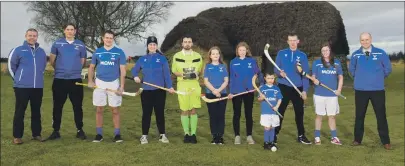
top-left (298, 135), bottom-right (312, 144)
top-left (76, 129), bottom-right (87, 140)
top-left (159, 134), bottom-right (169, 143)
top-left (92, 134), bottom-right (103, 142)
top-left (234, 135), bottom-right (241, 144)
top-left (247, 135), bottom-right (255, 144)
top-left (218, 137), bottom-right (224, 145)
top-left (113, 135), bottom-right (123, 143)
top-left (315, 137), bottom-right (321, 145)
top-left (211, 135), bottom-right (217, 144)
top-left (190, 134), bottom-right (197, 144)
top-left (263, 142), bottom-right (271, 150)
top-left (140, 135), bottom-right (148, 144)
top-left (331, 137), bottom-right (342, 145)
top-left (183, 134), bottom-right (190, 143)
top-left (46, 131), bottom-right (61, 141)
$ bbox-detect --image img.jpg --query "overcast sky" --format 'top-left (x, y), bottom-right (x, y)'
top-left (1, 1), bottom-right (404, 57)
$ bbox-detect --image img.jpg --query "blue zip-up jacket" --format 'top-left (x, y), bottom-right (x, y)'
top-left (229, 56), bottom-right (264, 94)
top-left (131, 53), bottom-right (173, 90)
top-left (274, 48), bottom-right (309, 92)
top-left (8, 41), bottom-right (47, 88)
top-left (349, 45), bottom-right (392, 91)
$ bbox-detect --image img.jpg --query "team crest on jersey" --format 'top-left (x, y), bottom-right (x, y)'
top-left (144, 59), bottom-right (147, 62)
top-left (156, 58), bottom-right (160, 63)
top-left (219, 67), bottom-right (223, 72)
top-left (296, 56), bottom-right (301, 62)
top-left (372, 55), bottom-right (377, 60)
top-left (248, 63), bottom-right (252, 68)
top-left (285, 54), bottom-right (287, 57)
top-left (75, 45), bottom-right (80, 50)
top-left (111, 54), bottom-right (116, 60)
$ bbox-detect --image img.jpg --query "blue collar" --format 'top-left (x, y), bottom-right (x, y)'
top-left (23, 40), bottom-right (39, 49)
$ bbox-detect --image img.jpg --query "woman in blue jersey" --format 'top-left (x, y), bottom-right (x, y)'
top-left (131, 36), bottom-right (175, 144)
top-left (228, 42), bottom-right (263, 144)
top-left (203, 46), bottom-right (229, 144)
top-left (311, 42), bottom-right (343, 145)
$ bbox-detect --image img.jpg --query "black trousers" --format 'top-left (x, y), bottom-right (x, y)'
top-left (354, 90), bottom-right (390, 144)
top-left (275, 84), bottom-right (305, 136)
top-left (13, 88), bottom-right (43, 138)
top-left (52, 78), bottom-right (84, 131)
top-left (206, 93), bottom-right (227, 136)
top-left (141, 89), bottom-right (166, 135)
top-left (232, 92), bottom-right (254, 136)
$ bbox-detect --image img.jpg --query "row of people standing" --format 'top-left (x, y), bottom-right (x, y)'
top-left (9, 24), bottom-right (392, 150)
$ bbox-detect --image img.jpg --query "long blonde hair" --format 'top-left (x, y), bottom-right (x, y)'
top-left (235, 42), bottom-right (252, 57)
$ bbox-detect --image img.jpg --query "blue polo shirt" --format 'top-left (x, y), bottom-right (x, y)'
top-left (259, 84), bottom-right (283, 115)
top-left (51, 38), bottom-right (87, 79)
top-left (203, 63), bottom-right (228, 94)
top-left (92, 46), bottom-right (126, 82)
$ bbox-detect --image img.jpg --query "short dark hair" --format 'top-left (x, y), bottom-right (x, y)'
top-left (103, 30), bottom-right (115, 37)
top-left (63, 23), bottom-right (76, 30)
top-left (287, 31), bottom-right (298, 39)
top-left (182, 34), bottom-right (193, 42)
top-left (26, 28), bottom-right (38, 34)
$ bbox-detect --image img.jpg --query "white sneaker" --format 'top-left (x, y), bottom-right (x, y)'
top-left (331, 137), bottom-right (342, 145)
top-left (140, 135), bottom-right (148, 144)
top-left (246, 135), bottom-right (255, 144)
top-left (234, 136), bottom-right (241, 144)
top-left (315, 137), bottom-right (321, 145)
top-left (159, 134), bottom-right (169, 143)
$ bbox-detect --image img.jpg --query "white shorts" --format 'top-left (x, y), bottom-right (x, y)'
top-left (93, 78), bottom-right (122, 107)
top-left (260, 114), bottom-right (280, 128)
top-left (313, 95), bottom-right (340, 116)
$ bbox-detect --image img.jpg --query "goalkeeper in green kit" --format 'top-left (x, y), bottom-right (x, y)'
top-left (171, 35), bottom-right (203, 144)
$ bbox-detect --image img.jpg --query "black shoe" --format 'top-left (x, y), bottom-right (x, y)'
top-left (183, 134), bottom-right (190, 143)
top-left (92, 134), bottom-right (103, 142)
top-left (218, 137), bottom-right (224, 145)
top-left (113, 135), bottom-right (123, 143)
top-left (76, 129), bottom-right (87, 140)
top-left (263, 142), bottom-right (271, 150)
top-left (298, 135), bottom-right (312, 144)
top-left (46, 131), bottom-right (61, 141)
top-left (211, 136), bottom-right (217, 144)
top-left (274, 135), bottom-right (278, 144)
top-left (190, 134), bottom-right (197, 144)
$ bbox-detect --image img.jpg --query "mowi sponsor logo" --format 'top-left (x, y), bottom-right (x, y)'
top-left (100, 61), bottom-right (115, 66)
top-left (321, 70), bottom-right (336, 74)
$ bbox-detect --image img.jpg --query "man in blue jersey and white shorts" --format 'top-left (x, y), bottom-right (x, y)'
top-left (87, 30), bottom-right (127, 143)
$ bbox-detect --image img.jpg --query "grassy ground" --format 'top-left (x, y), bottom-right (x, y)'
top-left (1, 64), bottom-right (404, 166)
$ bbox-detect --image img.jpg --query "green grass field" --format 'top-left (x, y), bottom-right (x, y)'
top-left (1, 64), bottom-right (404, 166)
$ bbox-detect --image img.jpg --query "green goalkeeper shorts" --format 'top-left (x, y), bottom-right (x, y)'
top-left (177, 80), bottom-right (201, 111)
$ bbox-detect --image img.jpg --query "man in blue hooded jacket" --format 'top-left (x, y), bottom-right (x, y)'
top-left (349, 32), bottom-right (392, 150)
top-left (8, 28), bottom-right (47, 144)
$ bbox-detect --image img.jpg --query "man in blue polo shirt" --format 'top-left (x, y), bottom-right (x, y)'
top-left (87, 30), bottom-right (127, 143)
top-left (47, 23), bottom-right (87, 140)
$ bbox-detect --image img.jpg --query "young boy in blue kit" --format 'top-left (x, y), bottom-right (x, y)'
top-left (257, 73), bottom-right (282, 151)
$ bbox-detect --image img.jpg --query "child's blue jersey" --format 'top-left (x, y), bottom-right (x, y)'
top-left (259, 84), bottom-right (283, 115)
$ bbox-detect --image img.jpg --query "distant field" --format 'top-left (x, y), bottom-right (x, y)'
top-left (1, 61), bottom-right (404, 165)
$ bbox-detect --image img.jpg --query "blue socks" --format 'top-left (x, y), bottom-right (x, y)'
top-left (314, 130), bottom-right (337, 137)
top-left (96, 127), bottom-right (103, 135)
top-left (264, 128), bottom-right (275, 142)
top-left (331, 130), bottom-right (337, 138)
top-left (314, 130), bottom-right (321, 137)
top-left (114, 128), bottom-right (120, 136)
top-left (96, 127), bottom-right (120, 136)
top-left (269, 128), bottom-right (275, 142)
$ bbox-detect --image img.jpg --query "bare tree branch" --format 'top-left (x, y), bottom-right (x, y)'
top-left (26, 1), bottom-right (174, 53)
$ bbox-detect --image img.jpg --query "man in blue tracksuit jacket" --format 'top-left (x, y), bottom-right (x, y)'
top-left (8, 28), bottom-right (47, 144)
top-left (273, 32), bottom-right (311, 144)
top-left (349, 32), bottom-right (392, 150)
top-left (46, 23), bottom-right (88, 141)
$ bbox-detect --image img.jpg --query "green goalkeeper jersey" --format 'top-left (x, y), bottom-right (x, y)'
top-left (171, 50), bottom-right (203, 82)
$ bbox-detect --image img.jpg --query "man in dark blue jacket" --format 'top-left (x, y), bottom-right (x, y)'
top-left (46, 23), bottom-right (88, 140)
top-left (8, 28), bottom-right (47, 144)
top-left (349, 32), bottom-right (392, 150)
top-left (274, 32), bottom-right (311, 144)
